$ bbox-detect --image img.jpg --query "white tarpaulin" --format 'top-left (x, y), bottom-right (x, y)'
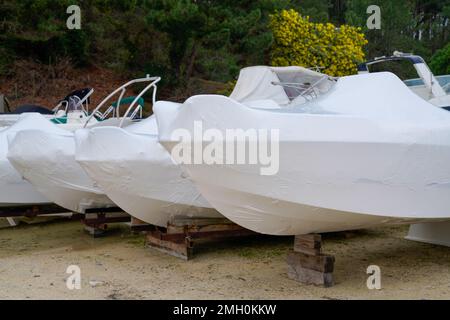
top-left (229, 66), bottom-right (328, 105)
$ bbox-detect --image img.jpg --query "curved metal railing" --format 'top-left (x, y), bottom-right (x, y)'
top-left (83, 75), bottom-right (161, 128)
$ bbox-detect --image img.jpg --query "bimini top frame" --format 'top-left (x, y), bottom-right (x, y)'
top-left (84, 75), bottom-right (161, 128)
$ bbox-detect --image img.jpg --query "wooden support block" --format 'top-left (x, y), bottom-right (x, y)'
top-left (146, 231), bottom-right (193, 260)
top-left (83, 212), bottom-right (130, 228)
top-left (145, 217), bottom-right (255, 260)
top-left (287, 264), bottom-right (334, 288)
top-left (287, 250), bottom-right (334, 273)
top-left (287, 250), bottom-right (335, 287)
top-left (294, 234), bottom-right (322, 255)
top-left (82, 212), bottom-right (130, 238)
top-left (288, 233), bottom-right (335, 287)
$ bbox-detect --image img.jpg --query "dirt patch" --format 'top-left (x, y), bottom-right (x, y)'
top-left (0, 60), bottom-right (229, 112)
top-left (0, 59), bottom-right (127, 111)
top-left (0, 221), bottom-right (449, 300)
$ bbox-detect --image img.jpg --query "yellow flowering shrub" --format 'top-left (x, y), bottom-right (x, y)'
top-left (269, 9), bottom-right (368, 77)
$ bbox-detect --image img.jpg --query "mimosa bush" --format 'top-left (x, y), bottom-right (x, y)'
top-left (269, 9), bottom-right (368, 76)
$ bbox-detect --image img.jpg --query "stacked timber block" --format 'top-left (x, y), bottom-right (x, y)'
top-left (82, 210), bottom-right (131, 237)
top-left (146, 217), bottom-right (255, 260)
top-left (287, 234), bottom-right (335, 288)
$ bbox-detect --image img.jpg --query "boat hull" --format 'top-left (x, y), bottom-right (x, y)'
top-left (155, 73), bottom-right (450, 235)
top-left (0, 158), bottom-right (50, 206)
top-left (8, 129), bottom-right (114, 213)
top-left (406, 221), bottom-right (450, 247)
top-left (162, 139), bottom-right (450, 235)
top-left (0, 115), bottom-right (52, 206)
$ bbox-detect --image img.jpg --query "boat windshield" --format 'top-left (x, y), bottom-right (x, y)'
top-left (66, 96), bottom-right (85, 112)
top-left (405, 75), bottom-right (450, 94)
top-left (230, 66), bottom-right (336, 107)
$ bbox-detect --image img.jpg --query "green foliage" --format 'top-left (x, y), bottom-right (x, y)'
top-left (345, 0), bottom-right (418, 56)
top-left (345, 0), bottom-right (449, 63)
top-left (0, 0), bottom-right (449, 91)
top-left (270, 9), bottom-right (368, 76)
top-left (0, 0), bottom-right (333, 85)
top-left (430, 43), bottom-right (450, 75)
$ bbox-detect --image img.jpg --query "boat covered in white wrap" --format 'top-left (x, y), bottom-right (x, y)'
top-left (0, 89), bottom-right (98, 208)
top-left (0, 114), bottom-right (52, 206)
top-left (358, 52), bottom-right (450, 109)
top-left (359, 53), bottom-right (450, 246)
top-left (154, 70), bottom-right (450, 236)
top-left (7, 76), bottom-right (160, 213)
top-left (74, 116), bottom-right (220, 226)
top-left (7, 121), bottom-right (115, 213)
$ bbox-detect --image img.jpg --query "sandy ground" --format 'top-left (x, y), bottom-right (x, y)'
top-left (0, 219), bottom-right (449, 300)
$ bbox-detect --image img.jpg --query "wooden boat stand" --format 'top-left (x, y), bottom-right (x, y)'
top-left (0, 205), bottom-right (130, 236)
top-left (82, 207), bottom-right (131, 237)
top-left (0, 204), bottom-right (76, 226)
top-left (287, 234), bottom-right (335, 287)
top-left (131, 217), bottom-right (256, 260)
top-left (0, 204), bottom-right (69, 218)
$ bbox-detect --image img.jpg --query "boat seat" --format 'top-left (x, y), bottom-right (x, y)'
top-left (111, 96), bottom-right (145, 108)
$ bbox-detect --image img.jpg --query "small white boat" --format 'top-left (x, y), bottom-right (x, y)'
top-left (74, 116), bottom-right (220, 226)
top-left (0, 88), bottom-right (94, 127)
top-left (360, 52), bottom-right (450, 246)
top-left (154, 67), bottom-right (450, 236)
top-left (7, 121), bottom-right (115, 213)
top-left (7, 76), bottom-right (160, 213)
top-left (0, 114), bottom-right (52, 207)
top-left (0, 89), bottom-right (95, 208)
top-left (358, 52), bottom-right (450, 109)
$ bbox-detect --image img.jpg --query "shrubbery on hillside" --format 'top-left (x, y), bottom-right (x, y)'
top-left (270, 9), bottom-right (367, 76)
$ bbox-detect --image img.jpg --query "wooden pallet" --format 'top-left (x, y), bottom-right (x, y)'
top-left (0, 204), bottom-right (77, 228)
top-left (145, 217), bottom-right (255, 260)
top-left (0, 204), bottom-right (130, 235)
top-left (287, 234), bottom-right (335, 287)
top-left (82, 209), bottom-right (131, 237)
top-left (0, 204), bottom-right (68, 218)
